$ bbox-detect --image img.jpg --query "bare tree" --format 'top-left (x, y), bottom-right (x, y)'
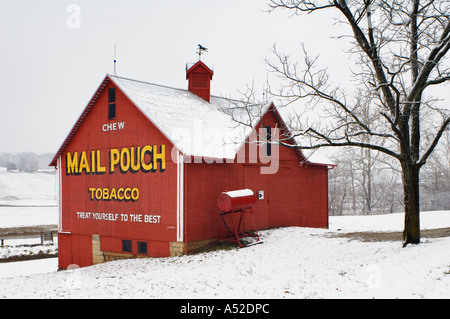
top-left (263, 0), bottom-right (450, 246)
top-left (328, 145), bottom-right (404, 216)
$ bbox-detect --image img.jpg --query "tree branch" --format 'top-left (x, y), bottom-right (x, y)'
top-left (419, 116), bottom-right (450, 167)
top-left (279, 135), bottom-right (401, 159)
top-left (335, 0), bottom-right (397, 115)
top-left (268, 0), bottom-right (336, 13)
top-left (424, 75), bottom-right (450, 88)
top-left (408, 21), bottom-right (450, 102)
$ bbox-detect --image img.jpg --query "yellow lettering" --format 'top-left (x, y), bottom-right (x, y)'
top-left (153, 144), bottom-right (166, 171)
top-left (124, 188), bottom-right (131, 201)
top-left (79, 151), bottom-right (90, 174)
top-left (141, 145), bottom-right (153, 172)
top-left (91, 150), bottom-right (96, 173)
top-left (88, 187), bottom-right (95, 200)
top-left (102, 188), bottom-right (109, 200)
top-left (109, 188), bottom-right (117, 200)
top-left (110, 149), bottom-right (120, 173)
top-left (117, 188), bottom-right (124, 201)
top-left (96, 150), bottom-right (106, 174)
top-left (130, 146), bottom-right (141, 172)
top-left (66, 152), bottom-right (78, 174)
top-left (120, 148), bottom-right (130, 172)
top-left (69, 145), bottom-right (166, 176)
top-left (131, 188), bottom-right (139, 201)
top-left (87, 187), bottom-right (139, 202)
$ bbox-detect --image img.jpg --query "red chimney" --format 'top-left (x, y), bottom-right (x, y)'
top-left (186, 61), bottom-right (213, 102)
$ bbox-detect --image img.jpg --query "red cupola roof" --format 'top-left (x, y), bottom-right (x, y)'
top-left (186, 60), bottom-right (213, 102)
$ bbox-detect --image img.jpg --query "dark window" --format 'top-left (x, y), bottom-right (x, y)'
top-left (265, 126), bottom-right (272, 156)
top-left (122, 239), bottom-right (132, 253)
top-left (108, 103), bottom-right (116, 120)
top-left (108, 87), bottom-right (116, 119)
top-left (137, 241), bottom-right (148, 255)
top-left (108, 87), bottom-right (116, 103)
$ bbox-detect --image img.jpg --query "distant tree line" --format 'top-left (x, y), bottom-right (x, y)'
top-left (329, 131), bottom-right (450, 215)
top-left (0, 153), bottom-right (55, 173)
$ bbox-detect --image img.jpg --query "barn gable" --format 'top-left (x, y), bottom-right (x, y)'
top-left (245, 103), bottom-right (307, 163)
top-left (49, 76), bottom-right (111, 167)
top-left (51, 74), bottom-right (326, 168)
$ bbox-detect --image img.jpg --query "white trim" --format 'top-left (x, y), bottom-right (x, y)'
top-left (57, 156), bottom-right (63, 232)
top-left (176, 151), bottom-right (184, 242)
top-left (176, 151), bottom-right (179, 239)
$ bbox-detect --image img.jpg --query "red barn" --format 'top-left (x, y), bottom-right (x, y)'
top-left (50, 60), bottom-right (332, 269)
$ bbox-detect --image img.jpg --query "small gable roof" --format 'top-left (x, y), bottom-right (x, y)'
top-left (186, 60), bottom-right (213, 79)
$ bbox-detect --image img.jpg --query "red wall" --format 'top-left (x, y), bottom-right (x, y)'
top-left (58, 78), bottom-right (178, 269)
top-left (184, 109), bottom-right (329, 243)
top-left (57, 78), bottom-right (329, 269)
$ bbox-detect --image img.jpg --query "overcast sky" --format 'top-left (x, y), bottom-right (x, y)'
top-left (1, 1), bottom-right (448, 155)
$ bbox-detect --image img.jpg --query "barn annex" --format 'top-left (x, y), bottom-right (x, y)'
top-left (50, 60), bottom-right (332, 269)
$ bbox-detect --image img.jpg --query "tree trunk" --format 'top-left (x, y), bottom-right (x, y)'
top-left (401, 160), bottom-right (421, 247)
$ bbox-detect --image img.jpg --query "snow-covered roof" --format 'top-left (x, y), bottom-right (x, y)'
top-left (50, 73), bottom-right (332, 167)
top-left (109, 75), bottom-right (266, 159)
top-left (222, 188), bottom-right (254, 198)
top-left (301, 150), bottom-right (336, 167)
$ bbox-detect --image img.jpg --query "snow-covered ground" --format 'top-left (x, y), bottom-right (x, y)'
top-left (0, 171), bottom-right (449, 299)
top-left (0, 211), bottom-right (448, 299)
top-left (0, 258), bottom-right (58, 279)
top-left (0, 171), bottom-right (58, 261)
top-left (0, 171), bottom-right (57, 228)
top-left (0, 206), bottom-right (57, 228)
top-left (0, 171), bottom-right (56, 207)
top-left (329, 210), bottom-right (450, 232)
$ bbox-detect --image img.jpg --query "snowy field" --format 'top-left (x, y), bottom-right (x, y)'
top-left (0, 171), bottom-right (449, 299)
top-left (0, 211), bottom-right (449, 299)
top-left (0, 171), bottom-right (56, 207)
top-left (0, 171), bottom-right (57, 228)
top-left (0, 206), bottom-right (57, 228)
top-left (0, 171), bottom-right (58, 261)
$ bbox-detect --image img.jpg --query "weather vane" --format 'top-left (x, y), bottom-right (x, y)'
top-left (197, 44), bottom-right (208, 60)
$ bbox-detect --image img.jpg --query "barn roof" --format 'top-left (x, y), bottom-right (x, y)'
top-left (109, 74), bottom-right (258, 160)
top-left (50, 74), bottom-right (333, 167)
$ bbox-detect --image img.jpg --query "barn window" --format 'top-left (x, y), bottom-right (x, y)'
top-left (108, 87), bottom-right (116, 120)
top-left (108, 103), bottom-right (116, 119)
top-left (137, 241), bottom-right (148, 255)
top-left (265, 126), bottom-right (271, 156)
top-left (122, 239), bottom-right (132, 253)
top-left (108, 87), bottom-right (116, 103)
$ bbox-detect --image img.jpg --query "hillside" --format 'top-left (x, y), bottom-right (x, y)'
top-left (0, 171), bottom-right (56, 207)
